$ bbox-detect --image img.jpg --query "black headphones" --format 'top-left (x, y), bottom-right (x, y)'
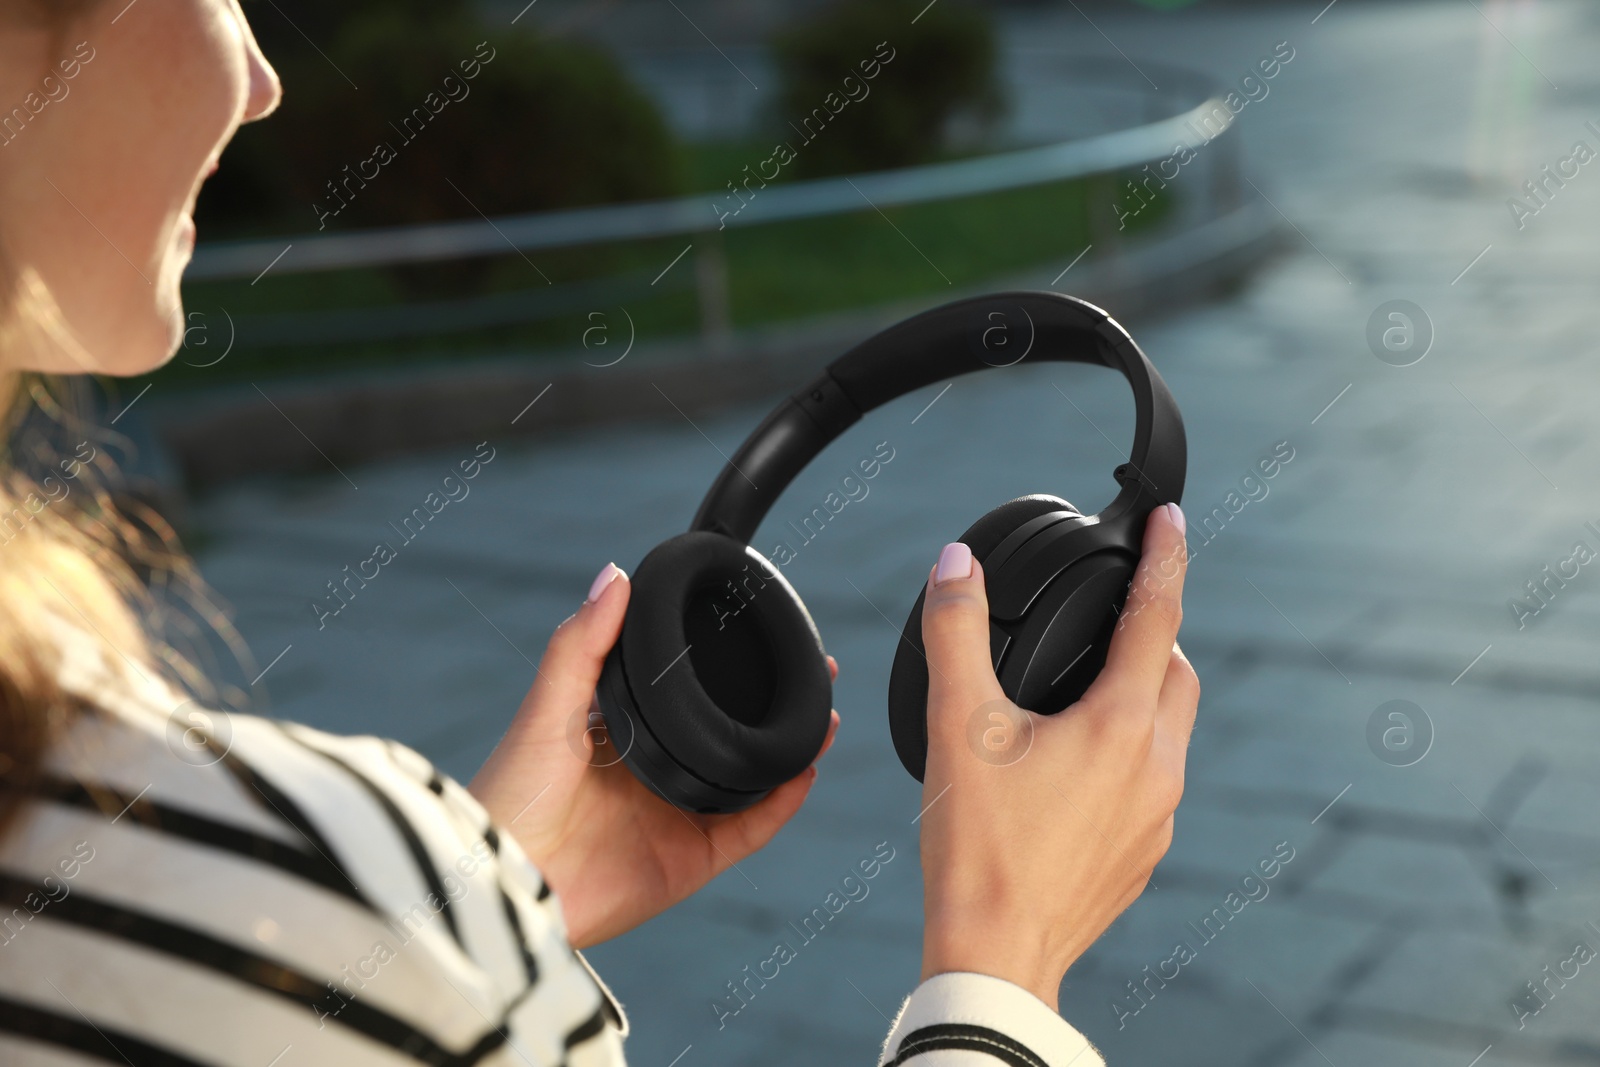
top-left (598, 291), bottom-right (1186, 813)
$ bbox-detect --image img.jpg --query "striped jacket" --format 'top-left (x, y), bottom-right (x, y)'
top-left (0, 629), bottom-right (1104, 1067)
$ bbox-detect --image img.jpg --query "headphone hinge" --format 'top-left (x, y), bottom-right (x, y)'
top-left (792, 372), bottom-right (863, 438)
top-left (1113, 462), bottom-right (1159, 493)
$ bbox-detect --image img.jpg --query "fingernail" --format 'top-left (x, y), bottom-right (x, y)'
top-left (934, 542), bottom-right (973, 585)
top-left (1165, 503), bottom-right (1186, 536)
top-left (586, 562), bottom-right (624, 603)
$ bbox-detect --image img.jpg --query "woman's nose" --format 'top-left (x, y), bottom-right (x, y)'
top-left (239, 17), bottom-right (282, 123)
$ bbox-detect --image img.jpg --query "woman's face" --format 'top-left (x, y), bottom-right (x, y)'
top-left (0, 0), bottom-right (279, 375)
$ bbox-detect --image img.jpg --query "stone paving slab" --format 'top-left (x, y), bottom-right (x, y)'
top-left (1283, 1030), bottom-right (1486, 1067)
top-left (186, 2), bottom-right (1600, 1064)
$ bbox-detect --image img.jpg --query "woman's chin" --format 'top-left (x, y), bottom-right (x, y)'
top-left (89, 302), bottom-right (190, 378)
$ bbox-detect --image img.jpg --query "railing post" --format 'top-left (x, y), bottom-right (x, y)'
top-left (1088, 172), bottom-right (1124, 281)
top-left (1211, 124), bottom-right (1245, 219)
top-left (695, 230), bottom-right (734, 356)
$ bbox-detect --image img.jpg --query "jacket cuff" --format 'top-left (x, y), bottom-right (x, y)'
top-left (878, 972), bottom-right (1104, 1067)
top-left (573, 949), bottom-right (630, 1037)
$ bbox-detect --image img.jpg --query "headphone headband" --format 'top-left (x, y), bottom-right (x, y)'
top-left (690, 291), bottom-right (1186, 544)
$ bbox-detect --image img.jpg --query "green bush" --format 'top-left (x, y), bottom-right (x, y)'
top-left (242, 0), bottom-right (468, 54)
top-left (198, 8), bottom-right (683, 238)
top-left (768, 0), bottom-right (1004, 179)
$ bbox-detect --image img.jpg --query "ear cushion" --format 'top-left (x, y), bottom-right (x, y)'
top-left (613, 531), bottom-right (831, 797)
top-left (886, 495), bottom-right (1077, 782)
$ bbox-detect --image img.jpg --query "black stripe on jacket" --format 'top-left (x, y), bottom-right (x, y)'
top-left (409, 754), bottom-right (540, 990)
top-left (0, 993), bottom-right (215, 1067)
top-left (276, 726), bottom-right (465, 950)
top-left (0, 871), bottom-right (502, 1067)
top-left (197, 726), bottom-right (372, 908)
top-left (888, 1023), bottom-right (1051, 1067)
top-left (32, 775), bottom-right (370, 909)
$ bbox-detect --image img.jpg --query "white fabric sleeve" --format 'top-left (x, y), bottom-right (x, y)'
top-left (877, 972), bottom-right (1106, 1067)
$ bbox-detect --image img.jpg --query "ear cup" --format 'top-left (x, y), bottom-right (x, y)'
top-left (995, 550), bottom-right (1131, 710)
top-left (599, 531), bottom-right (832, 813)
top-left (887, 495), bottom-right (1077, 781)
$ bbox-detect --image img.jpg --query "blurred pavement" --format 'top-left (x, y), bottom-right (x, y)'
top-left (194, 2), bottom-right (1600, 1064)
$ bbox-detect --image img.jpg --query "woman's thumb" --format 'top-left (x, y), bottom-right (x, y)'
top-left (921, 543), bottom-right (1005, 715)
top-left (521, 562), bottom-right (630, 736)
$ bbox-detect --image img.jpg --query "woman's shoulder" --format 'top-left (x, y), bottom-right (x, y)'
top-left (0, 686), bottom-right (625, 1066)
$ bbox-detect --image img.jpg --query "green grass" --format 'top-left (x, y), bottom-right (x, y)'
top-left (159, 141), bottom-right (1171, 387)
top-left (720, 177), bottom-right (1099, 324)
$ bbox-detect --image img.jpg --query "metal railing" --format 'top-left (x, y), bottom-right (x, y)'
top-left (186, 60), bottom-right (1244, 351)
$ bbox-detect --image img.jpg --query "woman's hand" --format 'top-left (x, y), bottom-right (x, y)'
top-left (468, 564), bottom-right (839, 949)
top-left (916, 504), bottom-right (1197, 1010)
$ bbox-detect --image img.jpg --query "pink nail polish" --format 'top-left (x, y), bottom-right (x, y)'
top-left (587, 563), bottom-right (623, 603)
top-left (1165, 503), bottom-right (1186, 536)
top-left (934, 542), bottom-right (973, 585)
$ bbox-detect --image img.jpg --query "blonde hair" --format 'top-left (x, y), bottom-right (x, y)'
top-left (0, 252), bottom-right (255, 845)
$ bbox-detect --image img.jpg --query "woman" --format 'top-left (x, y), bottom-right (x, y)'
top-left (0, 2), bottom-right (1198, 1065)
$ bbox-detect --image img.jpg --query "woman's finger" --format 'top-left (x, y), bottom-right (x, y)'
top-left (1155, 643), bottom-right (1200, 744)
top-left (1083, 504), bottom-right (1187, 710)
top-left (1151, 647), bottom-right (1199, 803)
top-left (920, 545), bottom-right (1006, 734)
top-left (816, 708), bottom-right (841, 760)
top-left (521, 562), bottom-right (631, 730)
top-left (709, 757), bottom-right (818, 863)
top-left (710, 703), bottom-right (836, 864)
